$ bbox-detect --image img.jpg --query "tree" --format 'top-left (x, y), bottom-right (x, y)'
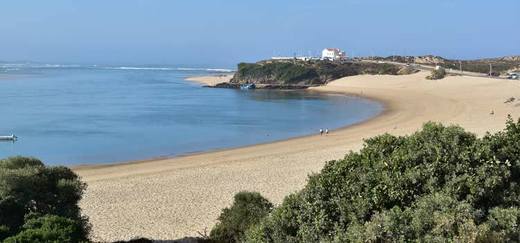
top-left (245, 118), bottom-right (520, 242)
top-left (0, 156), bottom-right (89, 241)
top-left (3, 215), bottom-right (87, 243)
top-left (210, 191), bottom-right (273, 243)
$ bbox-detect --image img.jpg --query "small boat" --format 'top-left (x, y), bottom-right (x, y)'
top-left (0, 135), bottom-right (17, 141)
top-left (240, 83), bottom-right (256, 90)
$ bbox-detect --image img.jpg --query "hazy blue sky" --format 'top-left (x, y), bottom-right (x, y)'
top-left (1, 0), bottom-right (519, 67)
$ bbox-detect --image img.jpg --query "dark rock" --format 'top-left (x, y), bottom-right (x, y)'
top-left (209, 83), bottom-right (241, 89)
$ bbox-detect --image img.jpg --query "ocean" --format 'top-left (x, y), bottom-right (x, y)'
top-left (0, 64), bottom-right (383, 165)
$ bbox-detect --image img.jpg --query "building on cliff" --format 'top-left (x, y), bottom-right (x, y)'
top-left (321, 48), bottom-right (346, 61)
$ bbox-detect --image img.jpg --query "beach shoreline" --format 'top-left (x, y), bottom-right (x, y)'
top-left (77, 71), bottom-right (520, 242)
top-left (73, 86), bottom-right (388, 171)
top-left (185, 73), bottom-right (234, 86)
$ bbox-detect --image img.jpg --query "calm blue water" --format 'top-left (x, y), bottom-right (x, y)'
top-left (0, 64), bottom-right (382, 165)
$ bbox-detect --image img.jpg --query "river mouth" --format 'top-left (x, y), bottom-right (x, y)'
top-left (0, 66), bottom-right (383, 165)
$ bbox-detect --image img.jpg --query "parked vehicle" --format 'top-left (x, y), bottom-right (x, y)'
top-left (507, 73), bottom-right (519, 80)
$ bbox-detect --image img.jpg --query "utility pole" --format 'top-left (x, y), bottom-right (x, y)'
top-left (489, 63), bottom-right (493, 76)
top-left (459, 61), bottom-right (462, 73)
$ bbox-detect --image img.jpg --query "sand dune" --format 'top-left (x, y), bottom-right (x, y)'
top-left (76, 71), bottom-right (520, 241)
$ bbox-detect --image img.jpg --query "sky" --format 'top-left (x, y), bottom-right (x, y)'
top-left (0, 0), bottom-right (519, 67)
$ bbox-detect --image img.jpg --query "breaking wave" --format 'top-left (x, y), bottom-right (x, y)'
top-left (109, 67), bottom-right (235, 72)
top-left (0, 63), bottom-right (234, 73)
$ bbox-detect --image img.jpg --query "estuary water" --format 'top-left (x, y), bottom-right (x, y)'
top-left (0, 64), bottom-right (383, 165)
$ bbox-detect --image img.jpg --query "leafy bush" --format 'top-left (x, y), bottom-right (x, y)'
top-left (427, 67), bottom-right (447, 80)
top-left (397, 66), bottom-right (419, 75)
top-left (3, 215), bottom-right (87, 243)
top-left (0, 225), bottom-right (10, 240)
top-left (0, 156), bottom-right (89, 241)
top-left (245, 117), bottom-right (520, 242)
top-left (210, 191), bottom-right (273, 243)
top-left (233, 62), bottom-right (319, 85)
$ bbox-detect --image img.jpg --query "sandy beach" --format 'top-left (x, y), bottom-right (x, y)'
top-left (186, 73), bottom-right (234, 86)
top-left (76, 71), bottom-right (520, 242)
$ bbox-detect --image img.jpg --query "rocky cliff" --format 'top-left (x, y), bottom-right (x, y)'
top-left (227, 60), bottom-right (405, 88)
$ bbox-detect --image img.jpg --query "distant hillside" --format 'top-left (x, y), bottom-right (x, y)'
top-left (226, 60), bottom-right (411, 88)
top-left (369, 55), bottom-right (520, 74)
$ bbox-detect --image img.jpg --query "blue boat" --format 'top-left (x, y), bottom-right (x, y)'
top-left (0, 134), bottom-right (17, 141)
top-left (240, 83), bottom-right (256, 90)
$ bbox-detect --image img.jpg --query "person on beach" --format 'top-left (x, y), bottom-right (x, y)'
top-left (325, 129), bottom-right (329, 135)
top-left (320, 129), bottom-right (323, 136)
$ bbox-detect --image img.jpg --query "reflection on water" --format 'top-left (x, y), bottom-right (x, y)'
top-left (244, 90), bottom-right (320, 101)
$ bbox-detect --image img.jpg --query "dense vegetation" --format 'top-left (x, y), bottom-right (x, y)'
top-left (230, 60), bottom-right (404, 87)
top-left (210, 192), bottom-right (273, 243)
top-left (232, 62), bottom-right (320, 85)
top-left (211, 118), bottom-right (520, 242)
top-left (375, 55), bottom-right (520, 75)
top-left (442, 58), bottom-right (519, 75)
top-left (0, 156), bottom-right (89, 242)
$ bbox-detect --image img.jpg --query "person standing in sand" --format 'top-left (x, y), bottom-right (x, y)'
top-left (320, 129), bottom-right (323, 136)
top-left (325, 129), bottom-right (329, 135)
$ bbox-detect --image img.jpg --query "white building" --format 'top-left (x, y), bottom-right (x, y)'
top-left (321, 48), bottom-right (346, 61)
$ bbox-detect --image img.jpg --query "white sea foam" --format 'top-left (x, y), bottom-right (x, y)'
top-left (36, 64), bottom-right (82, 68)
top-left (0, 63), bottom-right (235, 73)
top-left (0, 63), bottom-right (29, 68)
top-left (177, 67), bottom-right (234, 72)
top-left (0, 63), bottom-right (82, 69)
top-left (205, 68), bottom-right (234, 72)
top-left (107, 66), bottom-right (234, 72)
top-left (105, 67), bottom-right (176, 71)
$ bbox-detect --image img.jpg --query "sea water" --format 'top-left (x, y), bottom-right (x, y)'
top-left (0, 64), bottom-right (382, 165)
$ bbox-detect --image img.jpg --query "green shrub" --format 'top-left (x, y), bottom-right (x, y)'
top-left (244, 193), bottom-right (302, 243)
top-left (233, 62), bottom-right (319, 85)
top-left (231, 60), bottom-right (404, 86)
top-left (0, 156), bottom-right (89, 241)
top-left (210, 191), bottom-right (273, 243)
top-left (3, 215), bottom-right (87, 243)
top-left (397, 66), bottom-right (419, 75)
top-left (427, 67), bottom-right (447, 80)
top-left (480, 207), bottom-right (520, 241)
top-left (0, 225), bottom-right (10, 240)
top-left (244, 117), bottom-right (520, 242)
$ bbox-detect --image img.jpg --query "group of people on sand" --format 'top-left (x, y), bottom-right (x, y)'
top-left (319, 128), bottom-right (329, 136)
